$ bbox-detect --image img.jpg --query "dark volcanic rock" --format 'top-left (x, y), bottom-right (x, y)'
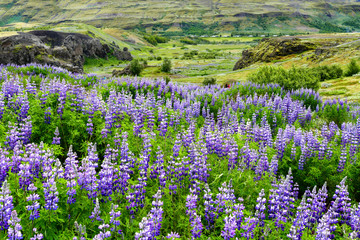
top-left (114, 47), bottom-right (133, 61)
top-left (233, 38), bottom-right (317, 70)
top-left (0, 30), bottom-right (133, 73)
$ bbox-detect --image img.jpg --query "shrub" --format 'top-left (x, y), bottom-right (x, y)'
top-left (203, 77), bottom-right (217, 86)
top-left (130, 59), bottom-right (143, 76)
top-left (312, 65), bottom-right (343, 81)
top-left (180, 38), bottom-right (197, 45)
top-left (143, 34), bottom-right (168, 46)
top-left (248, 66), bottom-right (320, 91)
top-left (345, 59), bottom-right (360, 77)
top-left (142, 59), bottom-right (148, 67)
top-left (161, 58), bottom-right (172, 73)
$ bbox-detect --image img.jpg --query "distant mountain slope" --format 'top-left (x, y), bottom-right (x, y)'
top-left (1, 0), bottom-right (360, 34)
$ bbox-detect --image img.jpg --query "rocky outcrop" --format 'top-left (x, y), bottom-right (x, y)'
top-left (233, 38), bottom-right (317, 70)
top-left (113, 47), bottom-right (133, 61)
top-left (112, 65), bottom-right (131, 77)
top-left (0, 30), bottom-right (133, 73)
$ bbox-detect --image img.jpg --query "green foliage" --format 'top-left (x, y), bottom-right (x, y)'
top-left (202, 77), bottom-right (217, 86)
top-left (248, 66), bottom-right (320, 91)
top-left (129, 59), bottom-right (144, 76)
top-left (160, 58), bottom-right (172, 73)
top-left (306, 17), bottom-right (347, 33)
top-left (312, 65), bottom-right (343, 81)
top-left (143, 34), bottom-right (168, 46)
top-left (343, 16), bottom-right (360, 29)
top-left (164, 76), bottom-right (171, 84)
top-left (319, 103), bottom-right (350, 126)
top-left (345, 59), bottom-right (360, 77)
top-left (179, 38), bottom-right (197, 45)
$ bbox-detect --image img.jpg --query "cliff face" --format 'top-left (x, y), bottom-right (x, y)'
top-left (233, 38), bottom-right (317, 70)
top-left (0, 31), bottom-right (132, 73)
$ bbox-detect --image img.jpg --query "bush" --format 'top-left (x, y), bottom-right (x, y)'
top-left (161, 58), bottom-right (172, 73)
top-left (345, 59), bottom-right (360, 77)
top-left (203, 77), bottom-right (217, 86)
top-left (142, 59), bottom-right (148, 67)
top-left (248, 66), bottom-right (320, 91)
top-left (180, 38), bottom-right (197, 45)
top-left (129, 59), bottom-right (143, 76)
top-left (143, 34), bottom-right (168, 46)
top-left (312, 65), bottom-right (343, 81)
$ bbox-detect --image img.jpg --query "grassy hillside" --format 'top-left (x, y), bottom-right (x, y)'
top-left (1, 0), bottom-right (360, 35)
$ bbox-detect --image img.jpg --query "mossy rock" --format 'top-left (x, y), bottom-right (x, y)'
top-left (233, 38), bottom-right (317, 70)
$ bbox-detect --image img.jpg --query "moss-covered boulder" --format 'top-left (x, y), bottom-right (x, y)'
top-left (233, 38), bottom-right (317, 70)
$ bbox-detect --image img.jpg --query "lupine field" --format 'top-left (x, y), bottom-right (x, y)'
top-left (0, 63), bottom-right (360, 240)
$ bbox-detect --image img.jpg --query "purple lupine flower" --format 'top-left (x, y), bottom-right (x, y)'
top-left (44, 107), bottom-right (51, 124)
top-left (133, 110), bottom-right (144, 137)
top-left (7, 210), bottom-right (23, 240)
top-left (0, 149), bottom-right (9, 187)
top-left (337, 147), bottom-right (347, 173)
top-left (159, 118), bottom-right (168, 137)
top-left (26, 183), bottom-right (40, 220)
top-left (126, 175), bottom-right (147, 218)
top-left (166, 232), bottom-right (180, 239)
top-left (186, 191), bottom-right (198, 221)
top-left (315, 200), bottom-right (338, 240)
top-left (18, 116), bottom-right (32, 145)
top-left (93, 224), bottom-right (111, 239)
top-left (203, 184), bottom-right (216, 229)
top-left (43, 177), bottom-right (59, 211)
top-left (268, 169), bottom-right (295, 230)
top-left (254, 146), bottom-right (269, 181)
top-left (228, 139), bottom-right (238, 170)
top-left (215, 181), bottom-right (237, 216)
top-left (5, 122), bottom-right (20, 150)
top-left (308, 183), bottom-right (328, 228)
top-left (291, 143), bottom-right (297, 160)
top-left (0, 93), bottom-right (4, 120)
top-left (109, 204), bottom-right (122, 235)
top-left (0, 180), bottom-right (13, 230)
top-left (221, 214), bottom-right (237, 240)
top-left (349, 203), bottom-right (360, 238)
top-left (74, 222), bottom-right (86, 240)
top-left (241, 217), bottom-right (257, 239)
top-left (65, 147), bottom-right (78, 205)
top-left (18, 162), bottom-right (32, 191)
top-left (30, 228), bottom-right (43, 240)
top-left (89, 198), bottom-right (102, 222)
top-left (79, 156), bottom-right (98, 200)
top-left (86, 118), bottom-right (94, 136)
top-left (255, 189), bottom-right (266, 227)
top-left (191, 213), bottom-right (203, 239)
top-left (98, 157), bottom-right (114, 200)
top-left (52, 127), bottom-right (60, 145)
top-left (318, 139), bottom-right (327, 161)
top-left (349, 134), bottom-right (358, 164)
top-left (269, 155), bottom-right (278, 176)
top-left (288, 194), bottom-right (310, 240)
top-left (135, 190), bottom-right (164, 239)
top-left (294, 183), bottom-right (299, 200)
top-left (233, 202), bottom-right (245, 230)
top-left (173, 134), bottom-right (182, 158)
top-left (332, 177), bottom-right (351, 224)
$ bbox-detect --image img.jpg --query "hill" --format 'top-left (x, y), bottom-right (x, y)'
top-left (1, 0), bottom-right (360, 35)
